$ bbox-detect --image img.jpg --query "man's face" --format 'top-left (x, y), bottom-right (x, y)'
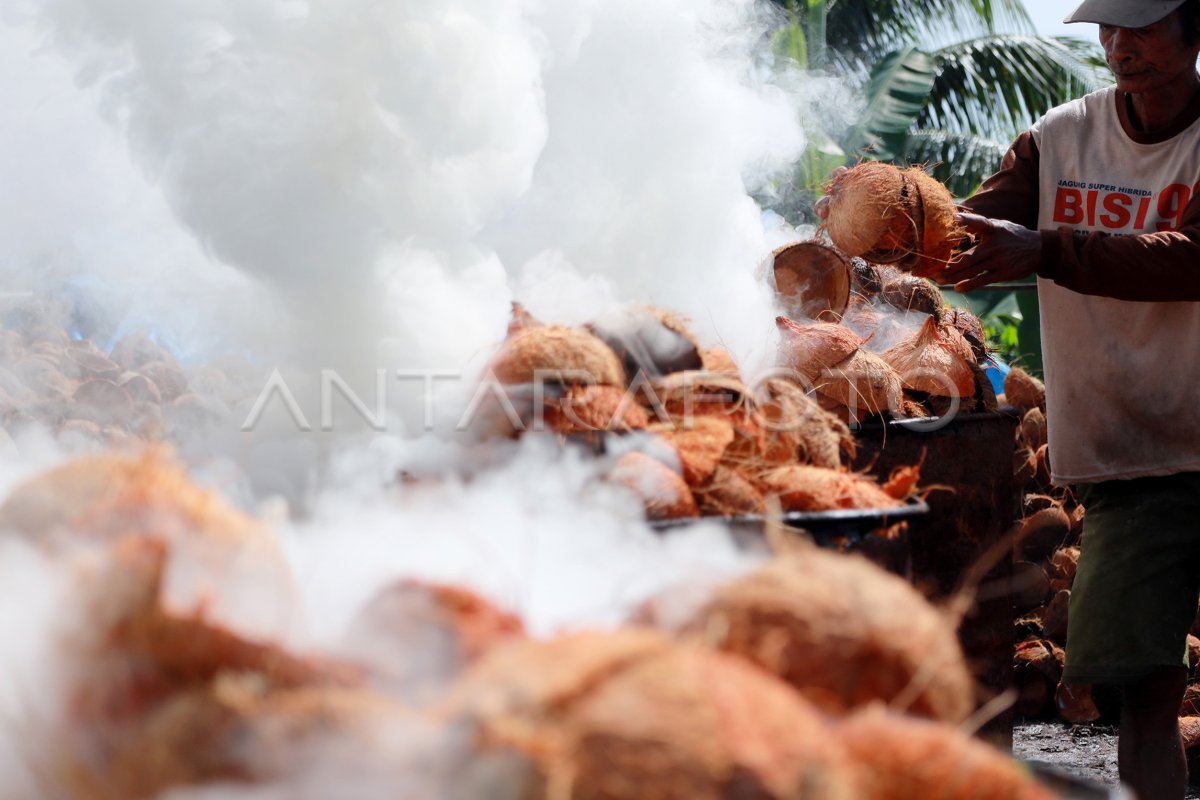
top-left (1099, 9), bottom-right (1200, 94)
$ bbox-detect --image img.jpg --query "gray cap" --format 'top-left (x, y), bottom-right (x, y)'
top-left (1064, 0), bottom-right (1189, 26)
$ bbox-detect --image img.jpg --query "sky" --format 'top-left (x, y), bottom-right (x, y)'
top-left (1027, 0), bottom-right (1095, 40)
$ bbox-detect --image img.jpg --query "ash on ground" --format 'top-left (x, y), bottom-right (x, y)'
top-left (1015, 722), bottom-right (1200, 799)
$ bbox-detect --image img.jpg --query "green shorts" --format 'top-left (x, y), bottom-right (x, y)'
top-left (1063, 471), bottom-right (1200, 685)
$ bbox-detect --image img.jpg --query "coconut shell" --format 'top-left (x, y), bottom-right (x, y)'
top-left (489, 326), bottom-right (626, 388)
top-left (1055, 681), bottom-right (1101, 725)
top-left (813, 349), bottom-right (903, 420)
top-left (881, 316), bottom-right (976, 398)
top-left (1015, 506), bottom-right (1071, 563)
top-left (700, 347), bottom-right (740, 378)
top-left (609, 451), bottom-right (699, 520)
top-left (649, 373), bottom-right (765, 464)
top-left (647, 417), bottom-right (736, 487)
top-left (1047, 547), bottom-right (1080, 593)
top-left (945, 307), bottom-right (988, 362)
top-left (878, 271), bottom-right (946, 320)
top-left (1041, 589), bottom-right (1071, 644)
top-left (905, 167), bottom-right (966, 278)
top-left (1190, 635), bottom-right (1200, 675)
top-left (837, 705), bottom-right (1058, 800)
top-left (1034, 444), bottom-right (1052, 487)
top-left (849, 258), bottom-right (883, 297)
top-left (673, 552), bottom-right (974, 723)
top-left (1020, 407), bottom-right (1048, 451)
top-left (757, 378), bottom-right (853, 469)
top-left (771, 241), bottom-right (852, 320)
top-left (1182, 683), bottom-right (1200, 716)
top-left (1014, 639), bottom-right (1064, 718)
top-left (451, 630), bottom-right (856, 800)
top-left (758, 465), bottom-right (904, 512)
top-left (692, 466), bottom-right (767, 516)
top-left (775, 317), bottom-right (864, 386)
top-left (1014, 447), bottom-right (1037, 488)
top-left (541, 385), bottom-right (649, 434)
top-left (823, 162), bottom-right (922, 266)
top-left (1004, 366), bottom-right (1046, 412)
top-left (588, 307), bottom-right (703, 381)
top-left (1012, 561), bottom-right (1051, 612)
top-left (507, 302), bottom-right (543, 337)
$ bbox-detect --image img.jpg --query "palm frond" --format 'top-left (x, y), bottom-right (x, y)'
top-left (822, 0), bottom-right (1035, 62)
top-left (903, 129), bottom-right (1013, 197)
top-left (920, 34), bottom-right (1108, 135)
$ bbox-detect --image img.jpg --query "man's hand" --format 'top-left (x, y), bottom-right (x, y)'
top-left (942, 213), bottom-right (1041, 292)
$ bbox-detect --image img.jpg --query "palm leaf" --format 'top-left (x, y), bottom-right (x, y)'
top-left (904, 129), bottom-right (1013, 197)
top-left (845, 47), bottom-right (938, 160)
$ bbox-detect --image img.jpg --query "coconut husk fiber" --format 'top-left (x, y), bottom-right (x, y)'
top-left (756, 378), bottom-right (853, 469)
top-left (775, 317), bottom-right (864, 386)
top-left (812, 349), bottom-right (903, 421)
top-left (449, 629), bottom-right (857, 800)
top-left (647, 417), bottom-right (736, 487)
top-left (489, 326), bottom-right (626, 388)
top-left (881, 316), bottom-right (976, 398)
top-left (836, 705), bottom-right (1058, 800)
top-left (757, 465), bottom-right (903, 512)
top-left (771, 241), bottom-right (852, 321)
top-left (877, 268), bottom-right (946, 321)
top-left (822, 163), bottom-right (966, 278)
top-left (822, 162), bottom-right (921, 266)
top-left (650, 372), bottom-right (765, 463)
top-left (541, 385), bottom-right (649, 434)
top-left (608, 451), bottom-right (699, 520)
top-left (675, 552), bottom-right (975, 723)
top-left (692, 466), bottom-right (767, 517)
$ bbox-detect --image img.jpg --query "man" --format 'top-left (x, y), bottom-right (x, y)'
top-left (945, 1), bottom-right (1200, 797)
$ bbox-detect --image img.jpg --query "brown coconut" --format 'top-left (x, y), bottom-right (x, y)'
top-left (1004, 366), bottom-right (1046, 411)
top-left (1014, 639), bottom-right (1064, 718)
top-left (812, 349), bottom-right (903, 421)
top-left (673, 552), bottom-right (974, 722)
top-left (756, 377), bottom-right (853, 469)
top-left (1041, 590), bottom-right (1071, 644)
top-left (837, 705), bottom-right (1058, 800)
top-left (771, 241), bottom-right (852, 320)
top-left (699, 347), bottom-right (741, 379)
top-left (1020, 407), bottom-right (1048, 451)
top-left (1047, 547), bottom-right (1081, 593)
top-left (878, 269), bottom-right (947, 320)
top-left (609, 451), bottom-right (699, 520)
top-left (650, 372), bottom-right (765, 463)
top-left (904, 167), bottom-right (967, 278)
top-left (945, 307), bottom-right (988, 362)
top-left (822, 162), bottom-right (922, 266)
top-left (1012, 561), bottom-right (1051, 612)
top-left (692, 466), bottom-right (767, 516)
top-left (1015, 505), bottom-right (1072, 563)
top-left (541, 384), bottom-right (649, 434)
top-left (881, 316), bottom-right (976, 398)
top-left (507, 302), bottom-right (543, 337)
top-left (775, 316), bottom-right (864, 385)
top-left (758, 464), bottom-right (903, 512)
top-left (1182, 683), bottom-right (1200, 716)
top-left (1056, 681), bottom-right (1101, 725)
top-left (647, 417), bottom-right (736, 487)
top-left (488, 326), bottom-right (626, 388)
top-left (450, 629), bottom-right (856, 800)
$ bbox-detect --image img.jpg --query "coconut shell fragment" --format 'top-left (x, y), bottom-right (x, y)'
top-left (1004, 366), bottom-right (1046, 412)
top-left (489, 326), bottom-right (626, 388)
top-left (775, 317), bottom-right (865, 386)
top-left (881, 316), bottom-right (977, 398)
top-left (771, 241), bottom-right (852, 320)
top-left (758, 465), bottom-right (904, 512)
top-left (608, 451), bottom-right (699, 520)
top-left (647, 417), bottom-right (736, 486)
top-left (541, 385), bottom-right (649, 434)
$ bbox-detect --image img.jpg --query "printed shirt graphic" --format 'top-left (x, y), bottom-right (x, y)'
top-left (1033, 87), bottom-right (1200, 482)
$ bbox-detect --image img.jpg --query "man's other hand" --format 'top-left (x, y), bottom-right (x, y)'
top-left (942, 213), bottom-right (1041, 292)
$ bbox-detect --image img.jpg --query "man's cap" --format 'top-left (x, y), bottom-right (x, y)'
top-left (1064, 0), bottom-right (1189, 26)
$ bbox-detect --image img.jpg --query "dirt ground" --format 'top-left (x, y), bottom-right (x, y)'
top-left (1014, 722), bottom-right (1200, 799)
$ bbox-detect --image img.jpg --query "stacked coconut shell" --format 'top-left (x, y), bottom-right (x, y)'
top-left (1001, 367), bottom-right (1200, 767)
top-left (486, 303), bottom-right (917, 524)
top-left (0, 296), bottom-right (259, 456)
top-left (1, 451), bottom-right (1062, 799)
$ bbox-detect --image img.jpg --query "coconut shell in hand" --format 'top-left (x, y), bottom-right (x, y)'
top-left (673, 552), bottom-right (975, 723)
top-left (822, 163), bottom-right (965, 277)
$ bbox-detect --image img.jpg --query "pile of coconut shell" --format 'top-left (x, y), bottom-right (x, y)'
top-left (483, 303), bottom-right (925, 523)
top-left (1003, 367), bottom-right (1200, 770)
top-left (771, 244), bottom-right (996, 425)
top-left (0, 296), bottom-right (257, 455)
top-left (0, 450), bottom-right (1061, 799)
